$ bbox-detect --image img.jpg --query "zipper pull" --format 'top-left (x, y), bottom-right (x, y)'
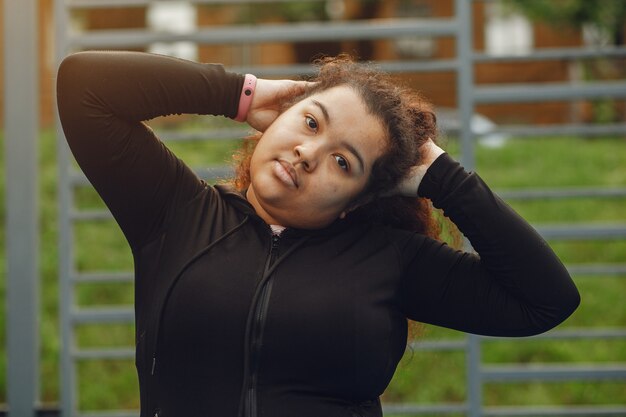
top-left (151, 355), bottom-right (157, 375)
top-left (271, 234), bottom-right (280, 258)
top-left (271, 234), bottom-right (280, 249)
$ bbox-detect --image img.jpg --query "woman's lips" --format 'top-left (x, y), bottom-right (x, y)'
top-left (273, 160), bottom-right (298, 188)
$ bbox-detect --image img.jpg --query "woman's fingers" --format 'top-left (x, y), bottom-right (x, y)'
top-left (420, 138), bottom-right (445, 165)
top-left (247, 79), bottom-right (314, 131)
top-left (393, 139), bottom-right (446, 197)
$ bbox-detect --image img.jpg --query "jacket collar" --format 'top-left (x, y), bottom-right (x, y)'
top-left (214, 184), bottom-right (354, 238)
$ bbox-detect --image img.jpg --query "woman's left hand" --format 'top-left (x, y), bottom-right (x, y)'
top-left (246, 79), bottom-right (313, 132)
top-left (395, 138), bottom-right (445, 197)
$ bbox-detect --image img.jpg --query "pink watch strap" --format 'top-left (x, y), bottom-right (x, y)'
top-left (234, 74), bottom-right (257, 122)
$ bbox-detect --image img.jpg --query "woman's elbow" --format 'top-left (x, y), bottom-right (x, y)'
top-left (530, 285), bottom-right (581, 336)
top-left (556, 271), bottom-right (581, 324)
top-left (562, 284), bottom-right (581, 321)
top-left (58, 52), bottom-right (83, 86)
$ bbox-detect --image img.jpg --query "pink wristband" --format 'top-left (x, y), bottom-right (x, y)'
top-left (234, 74), bottom-right (257, 122)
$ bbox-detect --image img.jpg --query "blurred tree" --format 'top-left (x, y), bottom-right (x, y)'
top-left (504, 0), bottom-right (626, 45)
top-left (504, 0), bottom-right (626, 123)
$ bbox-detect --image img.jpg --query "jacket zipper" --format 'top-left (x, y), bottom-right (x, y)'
top-left (244, 234), bottom-right (280, 417)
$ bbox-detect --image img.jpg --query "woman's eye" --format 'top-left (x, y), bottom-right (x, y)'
top-left (305, 115), bottom-right (318, 131)
top-left (334, 155), bottom-right (349, 172)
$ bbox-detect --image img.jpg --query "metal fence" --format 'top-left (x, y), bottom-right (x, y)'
top-left (6, 0), bottom-right (624, 415)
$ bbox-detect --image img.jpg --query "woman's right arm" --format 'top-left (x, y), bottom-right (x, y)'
top-left (398, 152), bottom-right (579, 337)
top-left (56, 51), bottom-right (244, 248)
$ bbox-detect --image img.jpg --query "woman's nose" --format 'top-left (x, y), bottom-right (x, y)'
top-left (294, 143), bottom-right (319, 172)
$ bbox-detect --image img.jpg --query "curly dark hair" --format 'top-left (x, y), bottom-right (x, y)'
top-left (232, 55), bottom-right (440, 239)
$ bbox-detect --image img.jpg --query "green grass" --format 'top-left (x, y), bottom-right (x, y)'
top-left (1, 131), bottom-right (625, 410)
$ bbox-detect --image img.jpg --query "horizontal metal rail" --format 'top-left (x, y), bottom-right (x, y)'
top-left (156, 127), bottom-right (249, 142)
top-left (72, 272), bottom-right (134, 283)
top-left (481, 123), bottom-right (626, 138)
top-left (72, 348), bottom-right (135, 360)
top-left (473, 46), bottom-right (626, 63)
top-left (408, 339), bottom-right (467, 351)
top-left (67, 0), bottom-right (324, 8)
top-left (483, 406), bottom-right (626, 417)
top-left (69, 172), bottom-right (91, 186)
top-left (71, 308), bottom-right (134, 324)
top-left (382, 403), bottom-right (467, 415)
top-left (482, 328), bottom-right (626, 342)
top-left (69, 166), bottom-right (235, 186)
top-left (481, 363), bottom-right (626, 381)
top-left (567, 264), bottom-right (626, 276)
top-left (67, 18), bottom-right (458, 49)
top-left (228, 59), bottom-right (461, 77)
top-left (78, 412), bottom-right (138, 417)
top-left (71, 210), bottom-right (114, 221)
top-left (474, 81), bottom-right (626, 104)
top-left (381, 405), bottom-right (626, 417)
top-left (529, 328), bottom-right (626, 340)
top-left (535, 224), bottom-right (626, 240)
top-left (200, 167), bottom-right (235, 180)
top-left (498, 186), bottom-right (626, 200)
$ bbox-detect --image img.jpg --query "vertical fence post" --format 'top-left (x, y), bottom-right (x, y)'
top-left (467, 335), bottom-right (483, 417)
top-left (3, 0), bottom-right (40, 415)
top-left (456, 0), bottom-right (476, 171)
top-left (455, 0), bottom-right (482, 416)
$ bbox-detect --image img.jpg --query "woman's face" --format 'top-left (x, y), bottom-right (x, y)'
top-left (247, 85), bottom-right (388, 229)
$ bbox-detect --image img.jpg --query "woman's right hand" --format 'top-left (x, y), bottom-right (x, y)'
top-left (394, 138), bottom-right (446, 197)
top-left (246, 78), bottom-right (313, 132)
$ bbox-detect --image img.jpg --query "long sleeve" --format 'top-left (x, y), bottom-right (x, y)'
top-left (398, 153), bottom-right (580, 337)
top-left (56, 51), bottom-right (244, 249)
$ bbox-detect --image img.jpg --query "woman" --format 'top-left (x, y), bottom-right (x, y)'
top-left (57, 51), bottom-right (579, 417)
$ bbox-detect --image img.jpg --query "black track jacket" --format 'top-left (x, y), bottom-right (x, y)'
top-left (57, 51), bottom-right (580, 417)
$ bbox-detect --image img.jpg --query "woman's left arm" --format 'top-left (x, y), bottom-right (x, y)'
top-left (397, 141), bottom-right (580, 337)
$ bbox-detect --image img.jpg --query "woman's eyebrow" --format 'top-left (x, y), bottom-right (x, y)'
top-left (311, 99), bottom-right (330, 125)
